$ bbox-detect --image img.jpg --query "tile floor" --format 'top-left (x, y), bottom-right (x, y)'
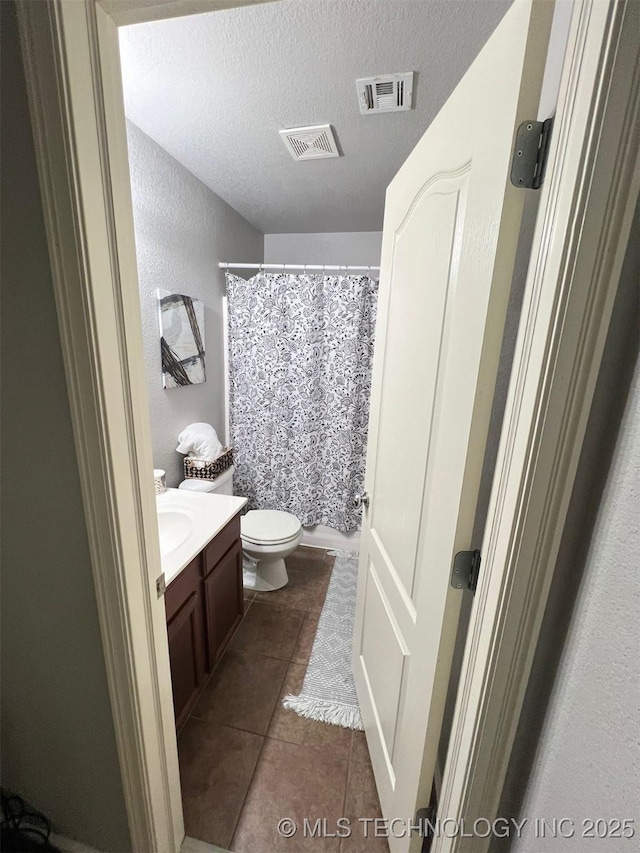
top-left (178, 546), bottom-right (389, 853)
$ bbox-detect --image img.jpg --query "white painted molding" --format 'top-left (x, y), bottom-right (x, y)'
top-left (100, 0), bottom-right (275, 27)
top-left (434, 1), bottom-right (640, 850)
top-left (50, 834), bottom-right (103, 853)
top-left (300, 525), bottom-right (361, 553)
top-left (48, 834), bottom-right (222, 853)
top-left (181, 837), bottom-right (230, 853)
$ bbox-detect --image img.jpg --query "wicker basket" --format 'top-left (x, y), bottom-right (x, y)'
top-left (183, 447), bottom-right (234, 481)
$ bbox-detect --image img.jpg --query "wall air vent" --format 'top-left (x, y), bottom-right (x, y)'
top-left (356, 72), bottom-right (414, 115)
top-left (279, 124), bottom-right (340, 161)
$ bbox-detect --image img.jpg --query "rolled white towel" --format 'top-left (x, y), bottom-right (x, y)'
top-left (176, 423), bottom-right (223, 461)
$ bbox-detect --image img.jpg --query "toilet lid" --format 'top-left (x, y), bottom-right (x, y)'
top-left (178, 479), bottom-right (217, 492)
top-left (241, 510), bottom-right (301, 545)
top-left (178, 467), bottom-right (234, 492)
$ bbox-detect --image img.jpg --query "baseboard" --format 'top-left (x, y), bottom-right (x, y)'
top-left (50, 833), bottom-right (102, 853)
top-left (182, 836), bottom-right (230, 853)
top-left (51, 832), bottom-right (230, 853)
top-left (300, 524), bottom-right (360, 552)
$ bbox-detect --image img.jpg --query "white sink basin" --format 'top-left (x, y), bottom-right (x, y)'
top-left (155, 488), bottom-right (248, 586)
top-left (157, 507), bottom-right (193, 556)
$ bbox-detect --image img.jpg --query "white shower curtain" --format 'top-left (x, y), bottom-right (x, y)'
top-left (226, 272), bottom-right (378, 533)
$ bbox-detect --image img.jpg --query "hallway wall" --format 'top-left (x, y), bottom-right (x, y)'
top-left (497, 202), bottom-right (640, 852)
top-left (0, 5), bottom-right (131, 849)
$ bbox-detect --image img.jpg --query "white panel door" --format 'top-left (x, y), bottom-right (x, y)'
top-left (352, 2), bottom-right (553, 849)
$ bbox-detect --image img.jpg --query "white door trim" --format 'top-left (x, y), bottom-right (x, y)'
top-left (13, 2), bottom-right (638, 852)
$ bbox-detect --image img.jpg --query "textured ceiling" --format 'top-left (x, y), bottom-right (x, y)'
top-left (119, 0), bottom-right (511, 233)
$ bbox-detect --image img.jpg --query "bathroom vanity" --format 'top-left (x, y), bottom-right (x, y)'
top-left (157, 489), bottom-right (247, 729)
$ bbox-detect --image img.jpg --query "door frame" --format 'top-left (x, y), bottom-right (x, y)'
top-left (14, 1), bottom-right (639, 852)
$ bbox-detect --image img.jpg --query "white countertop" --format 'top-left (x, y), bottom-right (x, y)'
top-left (156, 488), bottom-right (247, 586)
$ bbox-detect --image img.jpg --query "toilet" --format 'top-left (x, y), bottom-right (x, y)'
top-left (178, 466), bottom-right (302, 591)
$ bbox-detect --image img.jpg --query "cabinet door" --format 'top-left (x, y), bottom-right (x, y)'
top-left (204, 540), bottom-right (243, 666)
top-left (167, 591), bottom-right (206, 729)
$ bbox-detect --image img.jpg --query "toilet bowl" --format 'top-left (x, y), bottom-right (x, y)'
top-left (240, 510), bottom-right (302, 591)
top-left (178, 467), bottom-right (301, 591)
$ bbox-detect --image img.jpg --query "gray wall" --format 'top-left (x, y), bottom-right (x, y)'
top-left (0, 4), bottom-right (131, 849)
top-left (127, 121), bottom-right (263, 487)
top-left (264, 231), bottom-right (382, 267)
top-left (496, 202), bottom-right (640, 851)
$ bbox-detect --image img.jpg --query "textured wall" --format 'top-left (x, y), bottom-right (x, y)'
top-left (497, 203), bottom-right (640, 852)
top-left (264, 231), bottom-right (382, 267)
top-left (0, 5), bottom-right (131, 849)
top-left (127, 121), bottom-right (263, 487)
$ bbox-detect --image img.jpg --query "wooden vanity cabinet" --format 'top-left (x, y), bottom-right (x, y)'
top-left (164, 555), bottom-right (206, 729)
top-left (204, 539), bottom-right (243, 667)
top-left (164, 513), bottom-right (243, 729)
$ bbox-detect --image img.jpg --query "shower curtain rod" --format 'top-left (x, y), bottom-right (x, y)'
top-left (219, 262), bottom-right (380, 272)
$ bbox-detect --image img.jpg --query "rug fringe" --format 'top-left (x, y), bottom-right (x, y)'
top-left (283, 694), bottom-right (364, 730)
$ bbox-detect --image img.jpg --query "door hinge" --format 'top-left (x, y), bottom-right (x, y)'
top-left (156, 573), bottom-right (166, 597)
top-left (416, 807), bottom-right (436, 853)
top-left (450, 549), bottom-right (481, 594)
top-left (416, 778), bottom-right (439, 852)
top-left (510, 116), bottom-right (554, 189)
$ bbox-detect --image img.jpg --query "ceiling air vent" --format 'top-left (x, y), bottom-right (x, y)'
top-left (356, 72), bottom-right (414, 115)
top-left (279, 124), bottom-right (340, 161)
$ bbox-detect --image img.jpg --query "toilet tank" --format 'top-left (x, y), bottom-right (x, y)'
top-left (178, 465), bottom-right (234, 496)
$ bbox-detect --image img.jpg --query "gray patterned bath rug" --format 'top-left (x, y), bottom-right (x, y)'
top-left (283, 549), bottom-right (364, 730)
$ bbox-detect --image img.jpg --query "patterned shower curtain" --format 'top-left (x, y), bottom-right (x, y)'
top-left (226, 272), bottom-right (378, 533)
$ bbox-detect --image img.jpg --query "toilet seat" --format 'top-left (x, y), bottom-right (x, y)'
top-left (241, 509), bottom-right (301, 546)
